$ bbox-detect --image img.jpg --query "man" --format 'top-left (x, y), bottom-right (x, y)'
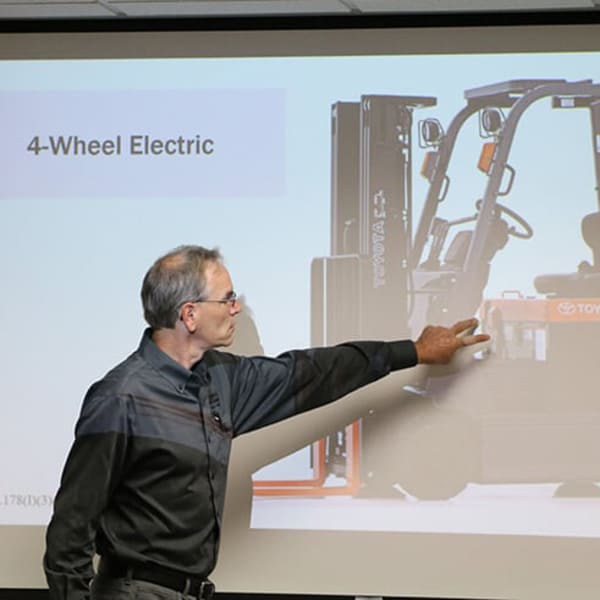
top-left (44, 245), bottom-right (489, 600)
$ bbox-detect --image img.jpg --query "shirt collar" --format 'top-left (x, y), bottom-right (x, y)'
top-left (138, 328), bottom-right (198, 392)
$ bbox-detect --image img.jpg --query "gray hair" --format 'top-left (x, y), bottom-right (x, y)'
top-left (141, 245), bottom-right (223, 329)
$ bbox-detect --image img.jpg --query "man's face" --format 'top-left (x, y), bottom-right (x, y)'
top-left (192, 261), bottom-right (241, 350)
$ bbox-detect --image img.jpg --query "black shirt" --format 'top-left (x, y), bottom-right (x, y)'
top-left (44, 329), bottom-right (417, 600)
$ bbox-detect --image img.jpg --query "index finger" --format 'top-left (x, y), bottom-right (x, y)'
top-left (450, 318), bottom-right (479, 336)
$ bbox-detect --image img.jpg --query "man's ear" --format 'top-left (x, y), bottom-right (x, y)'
top-left (179, 302), bottom-right (197, 333)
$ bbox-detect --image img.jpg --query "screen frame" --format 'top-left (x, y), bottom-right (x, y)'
top-left (1, 10), bottom-right (599, 599)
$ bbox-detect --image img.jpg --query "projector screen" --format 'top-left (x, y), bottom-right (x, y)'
top-left (1, 19), bottom-right (600, 600)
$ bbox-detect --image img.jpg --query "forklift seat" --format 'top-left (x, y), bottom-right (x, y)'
top-left (581, 211), bottom-right (600, 271)
top-left (534, 211), bottom-right (600, 297)
top-left (442, 230), bottom-right (472, 269)
top-left (441, 214), bottom-right (509, 270)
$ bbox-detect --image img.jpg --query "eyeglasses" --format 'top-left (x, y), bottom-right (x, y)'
top-left (189, 291), bottom-right (239, 308)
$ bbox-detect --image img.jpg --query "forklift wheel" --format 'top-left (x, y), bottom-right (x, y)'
top-left (395, 410), bottom-right (477, 501)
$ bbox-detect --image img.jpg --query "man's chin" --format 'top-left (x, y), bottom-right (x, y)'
top-left (219, 332), bottom-right (235, 348)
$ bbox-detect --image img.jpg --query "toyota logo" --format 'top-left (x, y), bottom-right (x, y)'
top-left (557, 302), bottom-right (577, 316)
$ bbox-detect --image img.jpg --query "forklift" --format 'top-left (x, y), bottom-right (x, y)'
top-left (253, 80), bottom-right (600, 500)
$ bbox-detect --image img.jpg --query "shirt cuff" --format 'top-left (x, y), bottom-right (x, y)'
top-left (388, 340), bottom-right (418, 370)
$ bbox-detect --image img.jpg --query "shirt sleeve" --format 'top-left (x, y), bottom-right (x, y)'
top-left (44, 390), bottom-right (129, 600)
top-left (230, 340), bottom-right (417, 435)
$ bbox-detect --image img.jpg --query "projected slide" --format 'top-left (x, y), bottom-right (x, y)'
top-left (250, 74), bottom-right (600, 541)
top-left (0, 45), bottom-right (599, 597)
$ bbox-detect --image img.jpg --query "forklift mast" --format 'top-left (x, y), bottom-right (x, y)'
top-left (309, 94), bottom-right (435, 487)
top-left (312, 94), bottom-right (435, 346)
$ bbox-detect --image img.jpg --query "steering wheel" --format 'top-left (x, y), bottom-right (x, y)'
top-left (475, 199), bottom-right (533, 240)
